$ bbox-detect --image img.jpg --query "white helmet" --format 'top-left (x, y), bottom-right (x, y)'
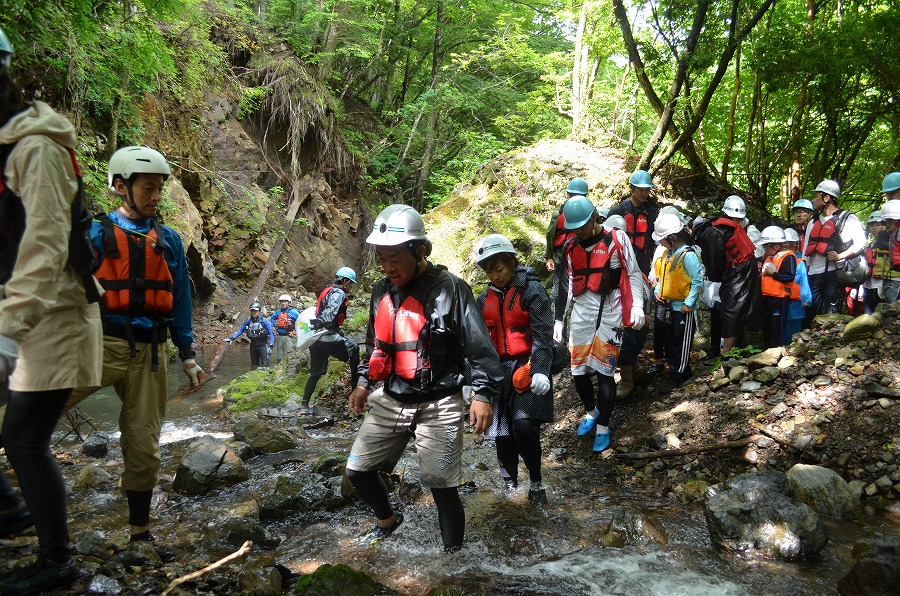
top-left (813, 179), bottom-right (840, 199)
top-left (474, 234), bottom-right (516, 266)
top-left (882, 200), bottom-right (900, 221)
top-left (603, 214), bottom-right (627, 232)
top-left (783, 228), bottom-right (800, 243)
top-left (366, 205), bottom-right (427, 246)
top-left (759, 226), bottom-right (786, 245)
top-left (278, 294), bottom-right (292, 302)
top-left (596, 206), bottom-right (610, 221)
top-left (651, 213), bottom-right (684, 243)
top-left (722, 195), bottom-right (746, 218)
top-left (108, 146), bottom-right (171, 191)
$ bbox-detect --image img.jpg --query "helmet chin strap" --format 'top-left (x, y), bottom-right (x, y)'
top-left (123, 179), bottom-right (152, 219)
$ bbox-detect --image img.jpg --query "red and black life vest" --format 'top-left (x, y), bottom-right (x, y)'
top-left (553, 207), bottom-right (574, 248)
top-left (481, 285), bottom-right (531, 358)
top-left (566, 230), bottom-right (623, 296)
top-left (623, 210), bottom-right (650, 252)
top-left (805, 215), bottom-right (841, 256)
top-left (793, 225), bottom-right (807, 253)
top-left (316, 285), bottom-right (349, 326)
top-left (711, 217), bottom-right (755, 267)
top-left (94, 217), bottom-right (174, 316)
top-left (368, 292), bottom-right (428, 382)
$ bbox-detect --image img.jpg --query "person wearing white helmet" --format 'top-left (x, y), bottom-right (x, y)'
top-left (270, 293), bottom-right (301, 362)
top-left (803, 179), bottom-right (867, 322)
top-left (553, 196), bottom-right (646, 452)
top-left (346, 205), bottom-right (502, 552)
top-left (67, 144), bottom-right (205, 546)
top-left (651, 214), bottom-right (703, 393)
top-left (302, 266), bottom-right (360, 412)
top-left (226, 301), bottom-right (275, 368)
top-left (859, 211), bottom-right (886, 314)
top-left (608, 170), bottom-right (658, 397)
top-left (0, 26), bottom-right (103, 592)
top-left (473, 234), bottom-right (554, 504)
top-left (758, 227), bottom-right (796, 347)
top-left (877, 197), bottom-right (900, 303)
top-left (781, 228), bottom-right (812, 341)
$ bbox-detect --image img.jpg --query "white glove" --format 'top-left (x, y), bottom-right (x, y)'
top-left (553, 320), bottom-right (564, 343)
top-left (182, 358), bottom-right (204, 387)
top-left (0, 334), bottom-right (20, 383)
top-left (761, 262), bottom-right (776, 276)
top-left (530, 373), bottom-right (550, 396)
top-left (461, 385), bottom-right (474, 405)
top-left (224, 338), bottom-right (233, 344)
top-left (630, 307), bottom-right (646, 330)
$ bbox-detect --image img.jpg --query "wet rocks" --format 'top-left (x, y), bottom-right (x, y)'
top-left (293, 563), bottom-right (394, 596)
top-left (236, 566), bottom-right (282, 596)
top-left (75, 464), bottom-right (115, 489)
top-left (841, 313), bottom-right (881, 343)
top-left (599, 506), bottom-right (669, 548)
top-left (83, 432), bottom-right (110, 457)
top-left (785, 464), bottom-right (858, 519)
top-left (837, 536), bottom-right (900, 595)
top-left (704, 471), bottom-right (828, 561)
top-left (233, 416), bottom-right (300, 453)
top-left (172, 435), bottom-right (249, 495)
top-left (258, 472), bottom-right (349, 520)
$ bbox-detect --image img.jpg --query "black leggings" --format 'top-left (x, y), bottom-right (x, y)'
top-left (346, 469), bottom-right (465, 549)
top-left (495, 419), bottom-right (542, 485)
top-left (2, 388), bottom-right (71, 553)
top-left (573, 373), bottom-right (615, 426)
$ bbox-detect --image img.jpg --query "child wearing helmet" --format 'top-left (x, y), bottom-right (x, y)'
top-left (301, 267), bottom-right (360, 413)
top-left (759, 227), bottom-right (796, 347)
top-left (545, 177), bottom-right (593, 305)
top-left (651, 214), bottom-right (703, 393)
top-left (473, 234), bottom-right (554, 504)
top-left (270, 294), bottom-right (301, 362)
top-left (782, 228), bottom-right (812, 341)
top-left (878, 196), bottom-right (900, 303)
top-left (860, 211), bottom-right (886, 314)
top-left (226, 302), bottom-right (275, 368)
top-left (554, 196), bottom-right (646, 453)
top-left (0, 27), bottom-right (103, 592)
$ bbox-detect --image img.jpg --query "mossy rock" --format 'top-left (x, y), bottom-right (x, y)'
top-left (293, 563), bottom-right (395, 595)
top-left (224, 358), bottom-right (348, 412)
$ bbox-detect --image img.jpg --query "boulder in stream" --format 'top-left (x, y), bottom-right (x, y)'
top-left (172, 435), bottom-right (250, 495)
top-left (704, 471), bottom-right (828, 561)
top-left (837, 536), bottom-right (900, 595)
top-left (293, 563), bottom-right (395, 596)
top-left (233, 415), bottom-right (300, 453)
top-left (785, 463), bottom-right (859, 519)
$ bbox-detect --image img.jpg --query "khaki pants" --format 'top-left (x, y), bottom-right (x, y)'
top-left (274, 334), bottom-right (294, 362)
top-left (67, 336), bottom-right (168, 492)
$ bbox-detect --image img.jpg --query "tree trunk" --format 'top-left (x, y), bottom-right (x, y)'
top-left (411, 1), bottom-right (443, 207)
top-left (721, 48), bottom-right (741, 180)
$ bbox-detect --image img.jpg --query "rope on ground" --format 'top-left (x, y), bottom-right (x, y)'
top-left (617, 434), bottom-right (763, 461)
top-left (160, 540), bottom-right (252, 596)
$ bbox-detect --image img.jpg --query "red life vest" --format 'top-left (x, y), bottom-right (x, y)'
top-left (805, 216), bottom-right (840, 256)
top-left (553, 208), bottom-right (574, 248)
top-left (94, 218), bottom-right (174, 315)
top-left (481, 285), bottom-right (531, 358)
top-left (623, 210), bottom-right (650, 251)
top-left (794, 225), bottom-right (807, 253)
top-left (761, 251), bottom-right (794, 298)
top-left (566, 230), bottom-right (623, 296)
top-left (275, 309), bottom-right (295, 333)
top-left (368, 293), bottom-right (427, 381)
top-left (316, 285), bottom-right (349, 326)
top-left (892, 228), bottom-right (900, 272)
top-left (711, 217), bottom-right (755, 267)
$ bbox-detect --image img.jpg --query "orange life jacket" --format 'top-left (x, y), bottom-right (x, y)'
top-left (761, 251), bottom-right (795, 298)
top-left (623, 210), bottom-right (650, 252)
top-left (368, 293), bottom-right (428, 382)
top-left (275, 309), bottom-right (295, 333)
top-left (481, 285), bottom-right (531, 358)
top-left (566, 230), bottom-right (623, 296)
top-left (553, 208), bottom-right (574, 248)
top-left (316, 285), bottom-right (349, 326)
top-left (94, 217), bottom-right (174, 315)
top-left (711, 217), bottom-right (755, 267)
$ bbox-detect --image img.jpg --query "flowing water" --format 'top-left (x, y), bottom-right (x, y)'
top-left (52, 345), bottom-right (898, 595)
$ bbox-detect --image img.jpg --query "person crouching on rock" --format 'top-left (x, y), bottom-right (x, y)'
top-left (473, 234), bottom-right (554, 504)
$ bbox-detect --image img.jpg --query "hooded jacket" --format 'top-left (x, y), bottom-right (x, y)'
top-left (0, 101), bottom-right (102, 391)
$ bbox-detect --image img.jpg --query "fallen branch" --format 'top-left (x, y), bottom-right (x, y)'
top-left (161, 540), bottom-right (252, 596)
top-left (618, 434), bottom-right (763, 461)
top-left (751, 423), bottom-right (797, 451)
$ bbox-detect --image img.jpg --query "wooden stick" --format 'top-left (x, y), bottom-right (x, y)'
top-left (617, 434), bottom-right (763, 461)
top-left (160, 540), bottom-right (252, 596)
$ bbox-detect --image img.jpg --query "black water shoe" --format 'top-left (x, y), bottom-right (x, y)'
top-left (359, 512), bottom-right (403, 547)
top-left (0, 501), bottom-right (33, 536)
top-left (0, 552), bottom-right (78, 595)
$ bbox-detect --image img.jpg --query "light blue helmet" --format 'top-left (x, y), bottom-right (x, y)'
top-left (563, 197), bottom-right (596, 230)
top-left (336, 267), bottom-right (357, 283)
top-left (0, 27), bottom-right (13, 76)
top-left (792, 198), bottom-right (814, 211)
top-left (882, 172), bottom-right (900, 194)
top-left (629, 170), bottom-right (653, 189)
top-left (566, 177), bottom-right (589, 196)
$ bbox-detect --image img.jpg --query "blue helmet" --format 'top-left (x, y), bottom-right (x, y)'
top-left (566, 177), bottom-right (589, 196)
top-left (792, 198), bottom-right (814, 211)
top-left (563, 197), bottom-right (596, 230)
top-left (881, 172), bottom-right (900, 194)
top-left (336, 266), bottom-right (357, 283)
top-left (628, 170), bottom-right (653, 189)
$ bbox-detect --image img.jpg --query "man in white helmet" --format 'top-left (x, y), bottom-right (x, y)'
top-left (803, 179), bottom-right (866, 322)
top-left (270, 294), bottom-right (300, 362)
top-left (67, 146), bottom-right (205, 543)
top-left (346, 204), bottom-right (502, 553)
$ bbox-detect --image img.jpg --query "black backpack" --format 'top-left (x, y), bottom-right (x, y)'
top-left (0, 141), bottom-right (100, 302)
top-left (691, 216), bottom-right (727, 282)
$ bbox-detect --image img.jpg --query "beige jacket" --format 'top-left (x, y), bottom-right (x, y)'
top-left (0, 101), bottom-right (102, 391)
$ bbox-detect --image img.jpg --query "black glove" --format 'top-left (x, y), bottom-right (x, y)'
top-left (310, 318), bottom-right (323, 330)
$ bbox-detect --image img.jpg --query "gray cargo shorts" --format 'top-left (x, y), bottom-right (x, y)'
top-left (346, 388), bottom-right (464, 488)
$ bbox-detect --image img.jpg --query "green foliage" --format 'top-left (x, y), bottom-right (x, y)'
top-left (239, 85), bottom-right (269, 118)
top-left (225, 357), bottom-right (347, 411)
